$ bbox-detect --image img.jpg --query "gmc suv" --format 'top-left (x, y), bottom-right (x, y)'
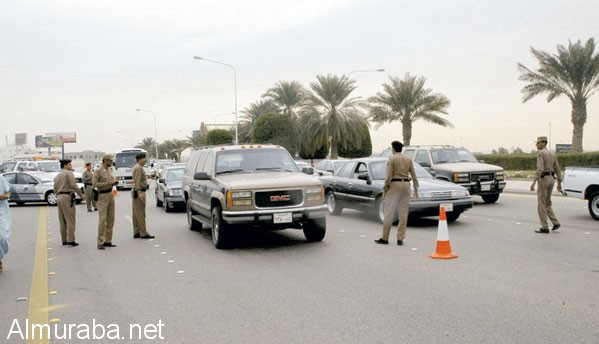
top-left (382, 145), bottom-right (505, 203)
top-left (182, 144), bottom-right (327, 248)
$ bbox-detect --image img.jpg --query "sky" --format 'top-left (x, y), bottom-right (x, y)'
top-left (1, 0), bottom-right (598, 156)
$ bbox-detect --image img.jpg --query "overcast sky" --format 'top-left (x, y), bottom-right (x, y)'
top-left (1, 0), bottom-right (598, 155)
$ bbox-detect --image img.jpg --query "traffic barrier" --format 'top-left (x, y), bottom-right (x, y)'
top-left (430, 206), bottom-right (458, 259)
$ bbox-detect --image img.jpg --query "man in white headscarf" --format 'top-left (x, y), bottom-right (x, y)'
top-left (0, 174), bottom-right (12, 271)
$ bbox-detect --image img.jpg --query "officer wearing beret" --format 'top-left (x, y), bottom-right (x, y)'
top-left (375, 140), bottom-right (419, 246)
top-left (132, 153), bottom-right (155, 239)
top-left (530, 136), bottom-right (562, 233)
top-left (93, 154), bottom-right (119, 249)
top-left (54, 159), bottom-right (85, 246)
top-left (82, 162), bottom-right (98, 212)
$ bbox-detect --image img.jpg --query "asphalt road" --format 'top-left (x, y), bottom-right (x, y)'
top-left (1, 187), bottom-right (598, 344)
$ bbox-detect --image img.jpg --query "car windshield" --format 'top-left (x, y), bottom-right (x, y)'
top-left (431, 149), bottom-right (478, 164)
top-left (115, 152), bottom-right (146, 168)
top-left (37, 161), bottom-right (61, 172)
top-left (369, 161), bottom-right (432, 180)
top-left (216, 149), bottom-right (299, 174)
top-left (166, 168), bottom-right (184, 181)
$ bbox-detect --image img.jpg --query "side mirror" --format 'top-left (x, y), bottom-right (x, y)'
top-left (158, 178), bottom-right (165, 184)
top-left (326, 169), bottom-right (334, 173)
top-left (193, 172), bottom-right (211, 181)
top-left (302, 167), bottom-right (315, 175)
top-left (358, 172), bottom-right (371, 184)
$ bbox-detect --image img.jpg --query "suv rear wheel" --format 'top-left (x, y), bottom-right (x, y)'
top-left (211, 206), bottom-right (231, 249)
top-left (187, 202), bottom-right (202, 231)
top-left (588, 191), bottom-right (599, 220)
top-left (303, 217), bottom-right (326, 242)
top-left (481, 194), bottom-right (500, 204)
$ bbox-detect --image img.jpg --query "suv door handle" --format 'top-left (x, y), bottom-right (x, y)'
top-left (348, 183), bottom-right (353, 187)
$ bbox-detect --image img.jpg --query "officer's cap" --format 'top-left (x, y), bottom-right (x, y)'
top-left (135, 153), bottom-right (146, 161)
top-left (84, 162), bottom-right (92, 166)
top-left (536, 136), bottom-right (548, 143)
top-left (59, 159), bottom-right (72, 168)
top-left (102, 154), bottom-right (114, 161)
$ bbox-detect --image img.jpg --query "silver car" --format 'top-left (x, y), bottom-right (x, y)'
top-left (155, 165), bottom-right (185, 212)
top-left (2, 171), bottom-right (83, 206)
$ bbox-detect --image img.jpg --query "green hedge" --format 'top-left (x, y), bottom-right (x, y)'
top-left (475, 152), bottom-right (599, 170)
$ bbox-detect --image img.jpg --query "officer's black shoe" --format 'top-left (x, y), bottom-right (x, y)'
top-left (552, 224), bottom-right (561, 231)
top-left (374, 238), bottom-right (389, 245)
top-left (87, 209), bottom-right (93, 212)
top-left (133, 234), bottom-right (140, 239)
top-left (397, 240), bottom-right (403, 246)
top-left (103, 243), bottom-right (117, 247)
top-left (535, 228), bottom-right (550, 234)
top-left (94, 208), bottom-right (98, 211)
top-left (97, 245), bottom-right (105, 250)
top-left (65, 242), bottom-right (79, 246)
top-left (140, 234), bottom-right (155, 239)
top-left (62, 242), bottom-right (68, 245)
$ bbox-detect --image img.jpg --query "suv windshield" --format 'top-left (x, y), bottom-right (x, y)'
top-left (430, 149), bottom-right (478, 164)
top-left (37, 161), bottom-right (61, 172)
top-left (216, 149), bottom-right (299, 174)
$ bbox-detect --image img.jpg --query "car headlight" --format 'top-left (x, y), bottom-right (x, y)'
top-left (227, 191), bottom-right (253, 207)
top-left (495, 171), bottom-right (505, 181)
top-left (451, 189), bottom-right (470, 197)
top-left (306, 186), bottom-right (324, 201)
top-left (453, 172), bottom-right (470, 183)
top-left (415, 191), bottom-right (433, 198)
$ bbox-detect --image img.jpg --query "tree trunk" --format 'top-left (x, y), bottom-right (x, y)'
top-left (402, 120), bottom-right (412, 146)
top-left (330, 137), bottom-right (338, 159)
top-left (570, 96), bottom-right (587, 153)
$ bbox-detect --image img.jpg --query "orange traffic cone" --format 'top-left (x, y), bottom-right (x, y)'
top-left (430, 206), bottom-right (458, 259)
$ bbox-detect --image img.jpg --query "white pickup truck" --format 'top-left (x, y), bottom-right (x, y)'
top-left (563, 166), bottom-right (599, 220)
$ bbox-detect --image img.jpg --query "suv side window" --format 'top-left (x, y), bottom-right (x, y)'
top-left (353, 162), bottom-right (368, 179)
top-left (201, 152), bottom-right (214, 175)
top-left (403, 149), bottom-right (415, 159)
top-left (415, 150), bottom-right (431, 167)
top-left (185, 151), bottom-right (201, 176)
top-left (195, 151), bottom-right (208, 174)
top-left (340, 162), bottom-right (356, 178)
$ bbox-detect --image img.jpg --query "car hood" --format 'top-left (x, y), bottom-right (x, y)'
top-left (431, 162), bottom-right (502, 173)
top-left (218, 172), bottom-right (322, 189)
top-left (166, 181), bottom-right (182, 189)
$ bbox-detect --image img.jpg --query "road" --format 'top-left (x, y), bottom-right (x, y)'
top-left (1, 187), bottom-right (598, 343)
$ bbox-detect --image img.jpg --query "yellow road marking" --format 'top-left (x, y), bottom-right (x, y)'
top-left (26, 207), bottom-right (49, 344)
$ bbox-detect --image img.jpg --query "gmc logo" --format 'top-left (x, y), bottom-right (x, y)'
top-left (270, 195), bottom-right (291, 202)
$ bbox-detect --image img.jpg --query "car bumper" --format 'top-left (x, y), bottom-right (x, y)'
top-left (459, 181), bottom-right (506, 195)
top-left (409, 198), bottom-right (473, 216)
top-left (222, 205), bottom-right (327, 225)
top-left (165, 195), bottom-right (185, 208)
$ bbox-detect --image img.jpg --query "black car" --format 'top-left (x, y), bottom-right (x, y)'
top-left (320, 158), bottom-right (473, 223)
top-left (155, 165), bottom-right (185, 212)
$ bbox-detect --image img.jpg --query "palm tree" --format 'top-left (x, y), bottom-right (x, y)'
top-left (160, 139), bottom-right (191, 162)
top-left (240, 100), bottom-right (279, 142)
top-left (518, 38), bottom-right (599, 152)
top-left (368, 74), bottom-right (452, 146)
top-left (263, 80), bottom-right (306, 118)
top-left (136, 137), bottom-right (157, 158)
top-left (302, 74), bottom-right (367, 159)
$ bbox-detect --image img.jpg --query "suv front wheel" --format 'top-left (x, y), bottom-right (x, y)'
top-left (481, 194), bottom-right (500, 204)
top-left (303, 217), bottom-right (326, 242)
top-left (211, 206), bottom-right (231, 249)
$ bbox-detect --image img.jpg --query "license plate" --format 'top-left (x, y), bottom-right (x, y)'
top-left (481, 184), bottom-right (491, 191)
top-left (440, 203), bottom-right (453, 212)
top-left (273, 213), bottom-right (292, 224)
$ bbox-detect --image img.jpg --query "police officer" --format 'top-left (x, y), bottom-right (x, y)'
top-left (93, 154), bottom-right (119, 249)
top-left (375, 141), bottom-right (419, 246)
top-left (82, 162), bottom-right (97, 212)
top-left (132, 153), bottom-right (155, 239)
top-left (530, 136), bottom-right (562, 233)
top-left (54, 159), bottom-right (85, 246)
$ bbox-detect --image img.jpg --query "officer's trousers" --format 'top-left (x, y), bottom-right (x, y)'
top-left (84, 185), bottom-right (97, 211)
top-left (57, 194), bottom-right (76, 243)
top-left (381, 182), bottom-right (411, 241)
top-left (132, 191), bottom-right (148, 236)
top-left (537, 175), bottom-right (559, 229)
top-left (97, 193), bottom-right (115, 244)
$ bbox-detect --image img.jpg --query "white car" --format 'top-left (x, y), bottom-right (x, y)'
top-left (2, 171), bottom-right (84, 206)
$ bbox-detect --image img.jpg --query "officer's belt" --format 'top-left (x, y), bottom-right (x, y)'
top-left (391, 178), bottom-right (411, 182)
top-left (541, 172), bottom-right (556, 178)
top-left (98, 189), bottom-right (113, 194)
top-left (57, 192), bottom-right (72, 195)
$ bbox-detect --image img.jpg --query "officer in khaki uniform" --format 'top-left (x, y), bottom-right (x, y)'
top-left (93, 154), bottom-right (119, 249)
top-left (530, 136), bottom-right (562, 233)
top-left (54, 159), bottom-right (85, 246)
top-left (375, 141), bottom-right (419, 246)
top-left (82, 162), bottom-right (97, 212)
top-left (132, 154), bottom-right (155, 239)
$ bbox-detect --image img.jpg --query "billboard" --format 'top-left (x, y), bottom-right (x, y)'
top-left (15, 133), bottom-right (27, 145)
top-left (35, 135), bottom-right (63, 148)
top-left (555, 144), bottom-right (573, 153)
top-left (45, 132), bottom-right (77, 143)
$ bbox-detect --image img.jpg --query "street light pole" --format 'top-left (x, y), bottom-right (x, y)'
top-left (193, 56), bottom-right (238, 144)
top-left (136, 108), bottom-right (159, 159)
